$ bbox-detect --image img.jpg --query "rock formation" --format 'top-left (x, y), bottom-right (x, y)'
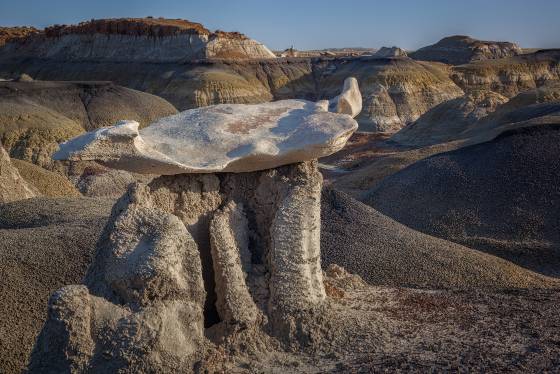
top-left (53, 78), bottom-right (360, 173)
top-left (373, 46), bottom-right (408, 58)
top-left (0, 141), bottom-right (38, 203)
top-left (0, 18), bottom-right (275, 62)
top-left (29, 80), bottom-right (360, 372)
top-left (0, 80), bottom-right (177, 168)
top-left (410, 35), bottom-right (522, 65)
top-left (0, 26), bottom-right (39, 47)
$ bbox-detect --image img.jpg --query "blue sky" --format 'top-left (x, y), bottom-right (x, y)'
top-left (1, 0), bottom-right (559, 50)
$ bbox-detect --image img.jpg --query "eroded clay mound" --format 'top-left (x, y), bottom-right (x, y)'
top-left (410, 35), bottom-right (521, 65)
top-left (391, 90), bottom-right (509, 146)
top-left (321, 188), bottom-right (557, 289)
top-left (0, 197), bottom-right (114, 374)
top-left (366, 124), bottom-right (560, 277)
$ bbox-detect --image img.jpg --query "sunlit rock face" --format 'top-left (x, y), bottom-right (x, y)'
top-left (0, 141), bottom-right (38, 203)
top-left (54, 78), bottom-right (361, 174)
top-left (0, 18), bottom-right (276, 62)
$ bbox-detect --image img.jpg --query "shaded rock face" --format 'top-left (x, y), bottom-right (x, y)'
top-left (30, 161), bottom-right (326, 372)
top-left (1, 18), bottom-right (276, 62)
top-left (0, 80), bottom-right (178, 168)
top-left (365, 125), bottom-right (560, 277)
top-left (0, 141), bottom-right (38, 203)
top-left (410, 35), bottom-right (522, 65)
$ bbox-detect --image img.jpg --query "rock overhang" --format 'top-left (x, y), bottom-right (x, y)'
top-left (54, 78), bottom-right (362, 174)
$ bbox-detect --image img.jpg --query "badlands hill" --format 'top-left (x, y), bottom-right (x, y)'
top-left (0, 18), bottom-right (275, 61)
top-left (0, 54), bottom-right (464, 132)
top-left (366, 124), bottom-right (560, 277)
top-left (410, 35), bottom-right (522, 65)
top-left (0, 80), bottom-right (177, 167)
top-left (321, 188), bottom-right (556, 289)
top-left (391, 82), bottom-right (560, 146)
top-left (451, 49), bottom-right (560, 96)
top-left (1, 22), bottom-right (558, 134)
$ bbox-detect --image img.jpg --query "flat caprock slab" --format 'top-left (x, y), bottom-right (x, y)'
top-left (54, 99), bottom-right (359, 174)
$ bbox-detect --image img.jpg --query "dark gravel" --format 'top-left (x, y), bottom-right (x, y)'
top-left (365, 124), bottom-right (560, 277)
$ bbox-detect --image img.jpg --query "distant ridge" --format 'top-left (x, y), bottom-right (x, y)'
top-left (410, 35), bottom-right (521, 64)
top-left (0, 18), bottom-right (276, 61)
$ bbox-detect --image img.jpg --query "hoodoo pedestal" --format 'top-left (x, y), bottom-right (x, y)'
top-left (29, 78), bottom-right (362, 373)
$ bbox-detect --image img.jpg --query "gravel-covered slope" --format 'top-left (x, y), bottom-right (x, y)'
top-left (0, 197), bottom-right (113, 374)
top-left (321, 188), bottom-right (557, 289)
top-left (365, 124), bottom-right (560, 276)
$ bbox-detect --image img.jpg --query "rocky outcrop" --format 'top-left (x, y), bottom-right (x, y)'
top-left (29, 161), bottom-right (328, 372)
top-left (410, 35), bottom-right (522, 65)
top-left (30, 84), bottom-right (361, 370)
top-left (0, 26), bottom-right (39, 47)
top-left (54, 79), bottom-right (360, 173)
top-left (0, 80), bottom-right (177, 168)
top-left (0, 141), bottom-right (38, 203)
top-left (0, 18), bottom-right (276, 62)
top-left (373, 46), bottom-right (408, 58)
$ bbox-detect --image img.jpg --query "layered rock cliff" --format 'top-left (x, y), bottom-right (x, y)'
top-left (0, 56), bottom-right (463, 132)
top-left (451, 49), bottom-right (560, 97)
top-left (410, 35), bottom-right (522, 65)
top-left (0, 18), bottom-right (276, 62)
